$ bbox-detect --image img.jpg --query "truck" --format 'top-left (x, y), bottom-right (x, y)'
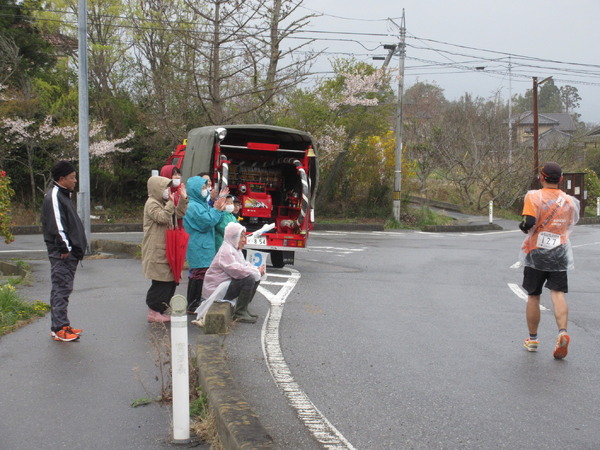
top-left (176, 125), bottom-right (318, 268)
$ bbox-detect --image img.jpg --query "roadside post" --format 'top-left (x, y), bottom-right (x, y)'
top-left (597, 197), bottom-right (599, 217)
top-left (170, 294), bottom-right (190, 444)
top-left (488, 201), bottom-right (493, 224)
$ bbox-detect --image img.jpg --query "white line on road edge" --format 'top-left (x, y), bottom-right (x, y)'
top-left (0, 249), bottom-right (46, 253)
top-left (259, 269), bottom-right (356, 450)
top-left (508, 283), bottom-right (549, 311)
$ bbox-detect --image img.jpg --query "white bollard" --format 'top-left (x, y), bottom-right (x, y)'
top-left (488, 200), bottom-right (493, 224)
top-left (597, 197), bottom-right (600, 217)
top-left (170, 294), bottom-right (190, 444)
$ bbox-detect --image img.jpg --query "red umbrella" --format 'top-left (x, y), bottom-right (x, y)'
top-left (166, 225), bottom-right (189, 284)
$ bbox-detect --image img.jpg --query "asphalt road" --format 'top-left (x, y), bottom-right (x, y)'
top-left (0, 233), bottom-right (209, 449)
top-left (3, 225), bottom-right (600, 448)
top-left (225, 225), bottom-right (600, 449)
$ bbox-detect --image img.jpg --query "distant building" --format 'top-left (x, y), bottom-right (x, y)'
top-left (580, 126), bottom-right (600, 151)
top-left (511, 111), bottom-right (577, 149)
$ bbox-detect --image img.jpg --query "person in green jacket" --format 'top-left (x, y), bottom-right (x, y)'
top-left (215, 195), bottom-right (238, 250)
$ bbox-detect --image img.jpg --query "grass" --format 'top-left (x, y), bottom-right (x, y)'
top-left (0, 282), bottom-right (50, 336)
top-left (385, 206), bottom-right (455, 230)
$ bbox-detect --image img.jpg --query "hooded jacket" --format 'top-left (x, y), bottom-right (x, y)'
top-left (183, 176), bottom-right (223, 269)
top-left (215, 211), bottom-right (238, 249)
top-left (202, 222), bottom-right (261, 299)
top-left (142, 176), bottom-right (188, 281)
top-left (41, 182), bottom-right (87, 259)
top-left (159, 164), bottom-right (181, 203)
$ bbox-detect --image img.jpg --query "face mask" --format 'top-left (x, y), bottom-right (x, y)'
top-left (172, 178), bottom-right (181, 187)
top-left (202, 188), bottom-right (209, 198)
top-left (225, 204), bottom-right (234, 213)
top-left (162, 189), bottom-right (169, 200)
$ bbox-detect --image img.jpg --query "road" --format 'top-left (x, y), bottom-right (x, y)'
top-left (2, 226), bottom-right (600, 448)
top-left (226, 226), bottom-right (600, 449)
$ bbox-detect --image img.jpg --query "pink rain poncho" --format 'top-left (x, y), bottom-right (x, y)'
top-left (194, 222), bottom-right (261, 321)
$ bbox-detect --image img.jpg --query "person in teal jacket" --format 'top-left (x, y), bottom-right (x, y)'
top-left (183, 176), bottom-right (226, 313)
top-left (215, 195), bottom-right (238, 250)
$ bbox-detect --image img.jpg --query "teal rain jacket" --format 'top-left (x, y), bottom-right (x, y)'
top-left (183, 176), bottom-right (223, 269)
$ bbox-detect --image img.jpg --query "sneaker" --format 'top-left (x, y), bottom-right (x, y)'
top-left (66, 326), bottom-right (82, 335)
top-left (523, 337), bottom-right (539, 352)
top-left (553, 332), bottom-right (570, 359)
top-left (52, 326), bottom-right (80, 342)
top-left (147, 309), bottom-right (171, 323)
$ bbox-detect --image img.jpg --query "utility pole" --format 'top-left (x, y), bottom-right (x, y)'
top-left (532, 76), bottom-right (539, 186)
top-left (508, 56), bottom-right (512, 165)
top-left (388, 10), bottom-right (406, 222)
top-left (78, 0), bottom-right (91, 252)
top-left (532, 75), bottom-right (552, 188)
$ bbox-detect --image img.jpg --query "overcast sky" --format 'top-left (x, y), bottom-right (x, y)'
top-left (295, 0), bottom-right (600, 125)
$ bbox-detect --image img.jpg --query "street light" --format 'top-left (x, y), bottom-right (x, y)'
top-left (532, 76), bottom-right (553, 188)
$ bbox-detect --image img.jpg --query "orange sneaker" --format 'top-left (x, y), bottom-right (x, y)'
top-left (66, 326), bottom-right (82, 335)
top-left (51, 326), bottom-right (80, 342)
top-left (553, 332), bottom-right (570, 359)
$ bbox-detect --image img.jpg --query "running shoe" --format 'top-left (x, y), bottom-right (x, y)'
top-left (52, 326), bottom-right (80, 342)
top-left (523, 337), bottom-right (539, 352)
top-left (66, 326), bottom-right (82, 335)
top-left (553, 332), bottom-right (570, 359)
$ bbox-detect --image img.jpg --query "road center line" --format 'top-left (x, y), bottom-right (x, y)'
top-left (259, 269), bottom-right (356, 449)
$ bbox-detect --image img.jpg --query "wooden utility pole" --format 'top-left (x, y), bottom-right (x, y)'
top-left (389, 11), bottom-right (406, 222)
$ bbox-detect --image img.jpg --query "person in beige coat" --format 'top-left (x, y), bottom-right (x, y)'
top-left (142, 175), bottom-right (188, 323)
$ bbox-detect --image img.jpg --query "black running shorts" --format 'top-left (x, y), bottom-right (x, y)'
top-left (522, 266), bottom-right (568, 295)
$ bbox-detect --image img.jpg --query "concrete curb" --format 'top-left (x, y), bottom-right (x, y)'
top-left (90, 239), bottom-right (141, 259)
top-left (423, 223), bottom-right (503, 232)
top-left (196, 335), bottom-right (278, 450)
top-left (0, 261), bottom-right (31, 285)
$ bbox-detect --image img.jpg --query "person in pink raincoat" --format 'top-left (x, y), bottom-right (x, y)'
top-left (201, 222), bottom-right (265, 323)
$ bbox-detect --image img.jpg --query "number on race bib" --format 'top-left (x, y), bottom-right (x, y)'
top-left (537, 231), bottom-right (560, 249)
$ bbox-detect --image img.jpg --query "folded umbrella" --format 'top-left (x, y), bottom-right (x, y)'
top-left (166, 224), bottom-right (189, 284)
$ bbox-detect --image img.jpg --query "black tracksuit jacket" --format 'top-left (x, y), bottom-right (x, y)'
top-left (41, 183), bottom-right (87, 260)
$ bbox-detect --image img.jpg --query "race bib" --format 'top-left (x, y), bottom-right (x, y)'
top-left (537, 231), bottom-right (560, 249)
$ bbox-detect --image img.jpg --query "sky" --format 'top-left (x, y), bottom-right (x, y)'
top-left (293, 0), bottom-right (600, 125)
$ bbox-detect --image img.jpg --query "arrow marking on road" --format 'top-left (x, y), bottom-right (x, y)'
top-left (508, 283), bottom-right (548, 311)
top-left (259, 269), bottom-right (356, 450)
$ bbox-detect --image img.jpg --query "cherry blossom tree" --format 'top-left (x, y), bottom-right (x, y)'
top-left (1, 115), bottom-right (134, 203)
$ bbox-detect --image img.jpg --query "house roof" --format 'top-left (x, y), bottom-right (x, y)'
top-left (512, 111), bottom-right (576, 132)
top-left (522, 127), bottom-right (573, 150)
top-left (580, 126), bottom-right (600, 142)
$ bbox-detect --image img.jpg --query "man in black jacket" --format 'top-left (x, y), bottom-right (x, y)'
top-left (41, 161), bottom-right (87, 342)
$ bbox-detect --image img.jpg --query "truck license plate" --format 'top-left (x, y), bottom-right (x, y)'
top-left (246, 234), bottom-right (267, 246)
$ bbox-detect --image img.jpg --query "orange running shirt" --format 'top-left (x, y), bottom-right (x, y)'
top-left (520, 188), bottom-right (579, 271)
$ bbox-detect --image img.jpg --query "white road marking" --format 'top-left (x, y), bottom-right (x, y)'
top-left (510, 261), bottom-right (521, 269)
top-left (461, 230), bottom-right (521, 236)
top-left (572, 241), bottom-right (600, 248)
top-left (0, 249), bottom-right (46, 253)
top-left (259, 269), bottom-right (355, 449)
top-left (507, 283), bottom-right (549, 311)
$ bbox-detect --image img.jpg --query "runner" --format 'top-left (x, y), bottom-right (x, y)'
top-left (518, 162), bottom-right (579, 359)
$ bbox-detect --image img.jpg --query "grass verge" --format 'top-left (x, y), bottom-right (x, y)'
top-left (0, 283), bottom-right (50, 336)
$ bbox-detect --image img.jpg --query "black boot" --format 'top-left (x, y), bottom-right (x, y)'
top-left (186, 278), bottom-right (203, 314)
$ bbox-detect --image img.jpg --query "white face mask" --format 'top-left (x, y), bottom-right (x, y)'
top-left (172, 178), bottom-right (181, 187)
top-left (225, 204), bottom-right (234, 213)
top-left (202, 188), bottom-right (209, 198)
top-left (162, 189), bottom-right (169, 200)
